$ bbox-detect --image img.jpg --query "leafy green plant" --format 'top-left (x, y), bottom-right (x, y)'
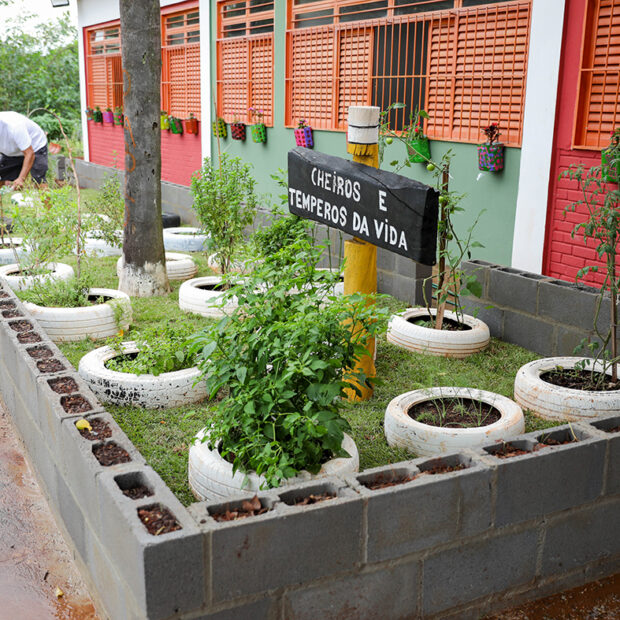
top-left (190, 154), bottom-right (258, 274)
top-left (18, 272), bottom-right (95, 308)
top-left (414, 393), bottom-right (497, 428)
top-left (106, 322), bottom-right (197, 376)
top-left (189, 238), bottom-right (388, 488)
top-left (85, 170), bottom-right (124, 249)
top-left (561, 130), bottom-right (620, 384)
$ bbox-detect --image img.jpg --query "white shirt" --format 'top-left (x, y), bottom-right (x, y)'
top-left (0, 111), bottom-right (47, 157)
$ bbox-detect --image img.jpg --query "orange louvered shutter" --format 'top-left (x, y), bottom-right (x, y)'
top-left (219, 39), bottom-right (249, 122)
top-left (574, 0), bottom-right (620, 149)
top-left (86, 24), bottom-right (122, 110)
top-left (250, 36), bottom-right (274, 125)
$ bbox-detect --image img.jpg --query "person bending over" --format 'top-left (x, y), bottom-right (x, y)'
top-left (0, 111), bottom-right (48, 189)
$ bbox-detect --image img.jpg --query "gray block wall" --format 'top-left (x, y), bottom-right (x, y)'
top-left (0, 283), bottom-right (618, 619)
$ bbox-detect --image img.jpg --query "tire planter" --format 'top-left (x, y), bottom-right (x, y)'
top-left (188, 430), bottom-right (359, 501)
top-left (78, 341), bottom-right (207, 409)
top-left (23, 288), bottom-right (131, 342)
top-left (163, 227), bottom-right (210, 252)
top-left (207, 253), bottom-right (249, 275)
top-left (116, 252), bottom-right (197, 282)
top-left (162, 212), bottom-right (181, 229)
top-left (514, 356), bottom-right (620, 422)
top-left (178, 276), bottom-right (238, 318)
top-left (0, 262), bottom-right (74, 291)
top-left (384, 387), bottom-right (525, 456)
top-left (0, 238), bottom-right (25, 265)
top-left (84, 234), bottom-right (123, 257)
top-left (386, 308), bottom-right (490, 358)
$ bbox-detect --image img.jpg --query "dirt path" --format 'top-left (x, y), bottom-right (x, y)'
top-left (0, 396), bottom-right (99, 619)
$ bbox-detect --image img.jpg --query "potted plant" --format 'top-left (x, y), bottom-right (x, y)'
top-left (294, 118), bottom-right (313, 148)
top-left (160, 110), bottom-right (170, 131)
top-left (514, 142), bottom-right (620, 420)
top-left (212, 117), bottom-right (227, 139)
top-left (478, 123), bottom-right (504, 172)
top-left (102, 107), bottom-right (115, 124)
top-left (113, 106), bottom-right (123, 126)
top-left (169, 116), bottom-right (184, 135)
top-left (93, 106), bottom-right (103, 123)
top-left (85, 107), bottom-right (94, 121)
top-left (403, 108), bottom-right (431, 163)
top-left (184, 113), bottom-right (199, 135)
top-left (230, 117), bottom-right (246, 141)
top-left (601, 128), bottom-right (619, 184)
top-left (249, 107), bottom-right (266, 143)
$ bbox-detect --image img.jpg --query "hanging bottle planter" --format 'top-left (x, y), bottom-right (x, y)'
top-left (294, 119), bottom-right (313, 148)
top-left (160, 111), bottom-right (170, 131)
top-left (169, 116), bottom-right (184, 135)
top-left (113, 106), bottom-right (123, 126)
top-left (85, 107), bottom-right (94, 121)
top-left (184, 113), bottom-right (199, 135)
top-left (93, 106), bottom-right (103, 123)
top-left (230, 121), bottom-right (246, 141)
top-left (212, 117), bottom-right (227, 139)
top-left (405, 109), bottom-right (431, 163)
top-left (478, 123), bottom-right (504, 172)
top-left (102, 108), bottom-right (115, 124)
top-left (601, 129), bottom-right (619, 184)
top-left (249, 107), bottom-right (267, 144)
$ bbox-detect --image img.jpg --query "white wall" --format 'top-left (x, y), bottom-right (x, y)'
top-left (510, 0), bottom-right (566, 273)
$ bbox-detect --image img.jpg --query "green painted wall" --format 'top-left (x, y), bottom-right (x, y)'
top-left (209, 2), bottom-right (520, 266)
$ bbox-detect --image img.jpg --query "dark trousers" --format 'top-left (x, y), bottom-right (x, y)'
top-left (0, 144), bottom-right (48, 184)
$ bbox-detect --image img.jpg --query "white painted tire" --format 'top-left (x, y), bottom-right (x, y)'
top-left (78, 341), bottom-right (207, 409)
top-left (116, 252), bottom-right (197, 282)
top-left (317, 267), bottom-right (344, 296)
top-left (207, 253), bottom-right (249, 275)
top-left (163, 227), bottom-right (210, 252)
top-left (386, 308), bottom-right (490, 358)
top-left (189, 430), bottom-right (359, 501)
top-left (178, 276), bottom-right (238, 318)
top-left (0, 238), bottom-right (26, 265)
top-left (384, 387), bottom-right (525, 456)
top-left (0, 262), bottom-right (74, 291)
top-left (514, 356), bottom-right (620, 421)
top-left (23, 288), bottom-right (131, 342)
top-left (83, 233), bottom-right (122, 257)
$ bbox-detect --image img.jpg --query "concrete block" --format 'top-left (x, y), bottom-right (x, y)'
top-left (538, 279), bottom-right (599, 330)
top-left (209, 481), bottom-right (364, 601)
top-left (590, 415), bottom-right (620, 495)
top-left (553, 325), bottom-right (602, 358)
top-left (354, 454), bottom-right (492, 563)
top-left (460, 297), bottom-right (504, 337)
top-left (460, 259), bottom-right (499, 299)
top-left (283, 562), bottom-right (420, 620)
top-left (55, 468), bottom-right (87, 563)
top-left (395, 254), bottom-right (419, 279)
top-left (541, 496), bottom-right (620, 576)
top-left (376, 246), bottom-right (396, 272)
top-left (97, 466), bottom-right (207, 619)
top-left (488, 267), bottom-right (542, 314)
top-left (502, 309), bottom-right (555, 355)
top-left (194, 598), bottom-right (280, 620)
top-left (422, 529), bottom-right (538, 616)
top-left (484, 425), bottom-right (606, 527)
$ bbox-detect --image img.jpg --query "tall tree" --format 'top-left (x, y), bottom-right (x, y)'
top-left (118, 0), bottom-right (169, 296)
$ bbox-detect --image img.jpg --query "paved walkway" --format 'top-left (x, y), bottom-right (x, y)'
top-left (0, 396), bottom-right (98, 619)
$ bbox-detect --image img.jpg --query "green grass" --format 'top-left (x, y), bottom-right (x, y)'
top-left (55, 251), bottom-right (556, 506)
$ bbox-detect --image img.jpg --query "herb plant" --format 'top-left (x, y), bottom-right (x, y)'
top-left (85, 170), bottom-right (124, 249)
top-left (18, 272), bottom-right (97, 308)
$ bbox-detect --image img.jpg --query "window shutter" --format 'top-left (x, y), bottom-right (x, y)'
top-left (250, 36), bottom-right (274, 125)
top-left (219, 39), bottom-right (249, 122)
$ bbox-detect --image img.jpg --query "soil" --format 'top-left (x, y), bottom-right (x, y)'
top-left (419, 463), bottom-right (466, 476)
top-left (197, 283), bottom-right (223, 291)
top-left (2, 309), bottom-right (22, 318)
top-left (60, 395), bottom-right (92, 415)
top-left (78, 418), bottom-right (112, 441)
top-left (36, 359), bottom-right (66, 374)
top-left (92, 442), bottom-right (131, 466)
top-left (138, 505), bottom-right (182, 535)
top-left (538, 434), bottom-right (578, 446)
top-left (0, 291), bottom-right (8, 298)
top-left (363, 473), bottom-right (418, 490)
top-left (408, 315), bottom-right (472, 331)
top-left (490, 443), bottom-right (530, 459)
top-left (48, 376), bottom-right (79, 394)
top-left (9, 319), bottom-right (33, 332)
top-left (86, 294), bottom-right (112, 305)
top-left (17, 331), bottom-right (41, 343)
top-left (606, 425), bottom-right (620, 433)
top-left (211, 495), bottom-right (270, 522)
top-left (289, 492), bottom-right (336, 506)
top-left (408, 397), bottom-right (501, 428)
top-left (0, 300), bottom-right (15, 308)
top-left (121, 485), bottom-right (153, 500)
top-left (541, 368), bottom-right (620, 391)
top-left (27, 346), bottom-right (53, 360)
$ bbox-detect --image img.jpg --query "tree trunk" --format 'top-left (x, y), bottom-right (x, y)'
top-left (118, 0), bottom-right (170, 297)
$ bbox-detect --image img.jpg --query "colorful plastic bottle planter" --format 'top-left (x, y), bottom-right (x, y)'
top-left (212, 117), bottom-right (227, 139)
top-left (251, 123), bottom-right (267, 144)
top-left (169, 117), bottom-right (184, 135)
top-left (407, 138), bottom-right (431, 163)
top-left (231, 122), bottom-right (246, 141)
top-left (294, 126), bottom-right (314, 148)
top-left (160, 112), bottom-right (170, 131)
top-left (93, 107), bottom-right (104, 123)
top-left (478, 143), bottom-right (505, 172)
top-left (85, 108), bottom-right (94, 121)
top-left (601, 148), bottom-right (619, 184)
top-left (184, 114), bottom-right (199, 135)
top-left (113, 108), bottom-right (123, 126)
top-left (102, 109), bottom-right (115, 124)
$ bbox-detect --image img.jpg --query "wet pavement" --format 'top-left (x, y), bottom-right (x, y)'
top-left (0, 396), bottom-right (98, 619)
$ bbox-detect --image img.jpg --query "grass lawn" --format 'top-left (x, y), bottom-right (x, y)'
top-left (53, 252), bottom-right (556, 506)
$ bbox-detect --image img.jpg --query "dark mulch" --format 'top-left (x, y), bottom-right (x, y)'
top-left (9, 319), bottom-right (33, 332)
top-left (0, 291), bottom-right (8, 298)
top-left (48, 376), bottom-right (79, 394)
top-left (36, 359), bottom-right (65, 374)
top-left (362, 474), bottom-right (418, 490)
top-left (290, 492), bottom-right (336, 506)
top-left (122, 485), bottom-right (154, 500)
top-left (60, 394), bottom-right (92, 414)
top-left (490, 443), bottom-right (530, 459)
top-left (419, 463), bottom-right (466, 476)
top-left (138, 505), bottom-right (182, 535)
top-left (78, 417), bottom-right (112, 441)
top-left (17, 331), bottom-right (41, 343)
top-left (605, 426), bottom-right (620, 434)
top-left (541, 368), bottom-right (620, 392)
top-left (27, 346), bottom-right (53, 360)
top-left (1, 309), bottom-right (22, 318)
top-left (211, 495), bottom-right (270, 522)
top-left (538, 435), bottom-right (578, 446)
top-left (408, 315), bottom-right (472, 331)
top-left (92, 442), bottom-right (131, 466)
top-left (408, 397), bottom-right (501, 428)
top-left (0, 300), bottom-right (15, 308)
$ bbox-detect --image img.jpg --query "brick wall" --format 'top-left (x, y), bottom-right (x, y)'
top-left (87, 120), bottom-right (202, 186)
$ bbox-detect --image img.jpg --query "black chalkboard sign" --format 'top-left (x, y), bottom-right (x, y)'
top-left (287, 147), bottom-right (439, 266)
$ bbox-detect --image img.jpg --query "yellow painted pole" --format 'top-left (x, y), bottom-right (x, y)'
top-left (344, 107), bottom-right (379, 401)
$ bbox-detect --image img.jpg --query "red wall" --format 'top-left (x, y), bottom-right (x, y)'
top-left (87, 120), bottom-right (202, 187)
top-left (543, 0), bottom-right (616, 287)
